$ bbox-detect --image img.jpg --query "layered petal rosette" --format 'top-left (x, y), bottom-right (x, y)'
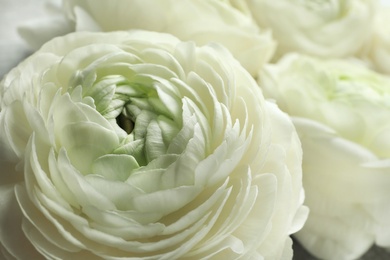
top-left (260, 54), bottom-right (390, 259)
top-left (18, 0), bottom-right (275, 77)
top-left (0, 31), bottom-right (307, 259)
top-left (234, 0), bottom-right (376, 59)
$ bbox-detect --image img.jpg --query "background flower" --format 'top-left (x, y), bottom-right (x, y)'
top-left (260, 53), bottom-right (390, 259)
top-left (18, 0), bottom-right (275, 77)
top-left (0, 30), bottom-right (307, 259)
top-left (231, 0), bottom-right (377, 60)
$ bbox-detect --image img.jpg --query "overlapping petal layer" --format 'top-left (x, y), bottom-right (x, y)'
top-left (0, 31), bottom-right (306, 259)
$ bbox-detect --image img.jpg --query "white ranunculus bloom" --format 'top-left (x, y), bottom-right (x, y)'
top-left (359, 7), bottom-right (390, 74)
top-left (235, 0), bottom-right (377, 59)
top-left (260, 53), bottom-right (390, 260)
top-left (0, 31), bottom-right (307, 259)
top-left (18, 0), bottom-right (275, 77)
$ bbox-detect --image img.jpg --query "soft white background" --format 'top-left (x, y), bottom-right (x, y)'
top-left (0, 0), bottom-right (48, 76)
top-left (1, 0), bottom-right (390, 259)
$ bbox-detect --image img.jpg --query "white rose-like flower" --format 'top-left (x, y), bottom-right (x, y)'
top-left (0, 31), bottom-right (307, 259)
top-left (18, 0), bottom-right (275, 77)
top-left (235, 0), bottom-right (376, 59)
top-left (260, 53), bottom-right (390, 259)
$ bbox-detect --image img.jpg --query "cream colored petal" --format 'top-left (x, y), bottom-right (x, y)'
top-left (293, 117), bottom-right (390, 259)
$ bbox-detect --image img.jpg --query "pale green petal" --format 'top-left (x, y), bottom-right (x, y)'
top-left (113, 139), bottom-right (146, 166)
top-left (82, 206), bottom-right (165, 240)
top-left (60, 121), bottom-right (119, 174)
top-left (92, 154), bottom-right (139, 181)
top-left (160, 124), bottom-right (205, 189)
top-left (84, 175), bottom-right (144, 210)
top-left (166, 112), bottom-right (198, 155)
top-left (156, 116), bottom-right (180, 146)
top-left (145, 120), bottom-right (168, 162)
top-left (57, 149), bottom-right (116, 210)
top-left (129, 186), bottom-right (201, 215)
top-left (50, 93), bottom-right (114, 140)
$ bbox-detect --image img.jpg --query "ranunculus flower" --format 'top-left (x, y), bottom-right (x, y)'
top-left (260, 53), bottom-right (390, 259)
top-left (359, 6), bottom-right (390, 75)
top-left (18, 0), bottom-right (275, 77)
top-left (0, 30), bottom-right (307, 259)
top-left (233, 0), bottom-right (376, 59)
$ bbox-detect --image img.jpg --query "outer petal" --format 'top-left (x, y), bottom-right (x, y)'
top-left (293, 117), bottom-right (390, 259)
top-left (253, 102), bottom-right (308, 259)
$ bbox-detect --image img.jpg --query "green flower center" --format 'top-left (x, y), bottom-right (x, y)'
top-left (67, 62), bottom-right (189, 174)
